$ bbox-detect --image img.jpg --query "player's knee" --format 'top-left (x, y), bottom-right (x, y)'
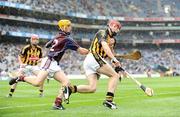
top-left (34, 82), bottom-right (42, 87)
top-left (112, 72), bottom-right (120, 79)
top-left (89, 86), bottom-right (96, 93)
top-left (89, 88), bottom-right (96, 93)
top-left (62, 81), bottom-right (70, 86)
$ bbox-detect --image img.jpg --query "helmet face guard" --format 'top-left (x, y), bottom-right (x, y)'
top-left (108, 19), bottom-right (121, 30)
top-left (30, 34), bottom-right (39, 45)
top-left (109, 27), bottom-right (117, 37)
top-left (107, 19), bottom-right (121, 37)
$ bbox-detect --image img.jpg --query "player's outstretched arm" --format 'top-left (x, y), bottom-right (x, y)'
top-left (18, 55), bottom-right (27, 68)
top-left (77, 47), bottom-right (89, 55)
top-left (45, 39), bottom-right (54, 48)
top-left (18, 55), bottom-right (23, 65)
top-left (101, 41), bottom-right (120, 67)
top-left (101, 41), bottom-right (115, 59)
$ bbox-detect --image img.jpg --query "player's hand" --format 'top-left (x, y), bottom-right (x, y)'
top-left (37, 58), bottom-right (42, 63)
top-left (111, 57), bottom-right (121, 67)
top-left (20, 64), bottom-right (26, 68)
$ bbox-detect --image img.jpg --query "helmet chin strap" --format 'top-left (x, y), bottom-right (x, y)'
top-left (31, 44), bottom-right (37, 46)
top-left (59, 27), bottom-right (71, 35)
top-left (109, 27), bottom-right (117, 37)
top-left (66, 32), bottom-right (71, 35)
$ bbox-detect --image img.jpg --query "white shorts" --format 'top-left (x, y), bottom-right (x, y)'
top-left (83, 53), bottom-right (107, 76)
top-left (40, 57), bottom-right (61, 77)
top-left (20, 65), bottom-right (40, 76)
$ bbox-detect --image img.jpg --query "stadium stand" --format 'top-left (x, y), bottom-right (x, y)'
top-left (0, 43), bottom-right (179, 75)
top-left (0, 0), bottom-right (180, 76)
top-left (7, 0), bottom-right (180, 17)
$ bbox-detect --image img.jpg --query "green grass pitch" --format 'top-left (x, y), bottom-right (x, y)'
top-left (0, 77), bottom-right (180, 117)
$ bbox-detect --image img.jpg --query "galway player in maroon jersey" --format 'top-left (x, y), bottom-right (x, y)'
top-left (9, 19), bottom-right (89, 110)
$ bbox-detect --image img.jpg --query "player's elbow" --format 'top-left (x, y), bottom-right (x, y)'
top-left (101, 41), bottom-right (108, 48)
top-left (78, 47), bottom-right (89, 55)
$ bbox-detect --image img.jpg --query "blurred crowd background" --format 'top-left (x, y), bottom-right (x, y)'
top-left (0, 0), bottom-right (180, 77)
top-left (7, 0), bottom-right (180, 17)
top-left (0, 43), bottom-right (179, 75)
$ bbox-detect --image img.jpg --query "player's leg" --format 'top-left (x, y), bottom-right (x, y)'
top-left (23, 70), bottom-right (48, 86)
top-left (97, 64), bottom-right (120, 109)
top-left (97, 64), bottom-right (120, 93)
top-left (9, 70), bottom-right (48, 87)
top-left (47, 78), bottom-right (50, 84)
top-left (8, 67), bottom-right (25, 97)
top-left (76, 74), bottom-right (98, 93)
top-left (7, 83), bottom-right (17, 97)
top-left (39, 83), bottom-right (44, 97)
top-left (52, 70), bottom-right (70, 110)
top-left (31, 67), bottom-right (45, 97)
top-left (75, 53), bottom-right (99, 93)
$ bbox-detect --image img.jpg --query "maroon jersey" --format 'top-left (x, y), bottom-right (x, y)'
top-left (45, 30), bottom-right (79, 62)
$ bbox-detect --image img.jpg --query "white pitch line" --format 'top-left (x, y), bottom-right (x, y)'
top-left (155, 91), bottom-right (180, 95)
top-left (0, 104), bottom-right (48, 110)
top-left (0, 91), bottom-right (179, 110)
top-left (0, 98), bottom-right (109, 110)
top-left (0, 96), bottom-right (127, 110)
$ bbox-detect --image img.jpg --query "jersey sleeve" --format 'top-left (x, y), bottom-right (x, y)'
top-left (39, 47), bottom-right (43, 58)
top-left (112, 37), bottom-right (116, 48)
top-left (97, 30), bottom-right (106, 44)
top-left (45, 39), bottom-right (54, 48)
top-left (19, 46), bottom-right (28, 57)
top-left (66, 39), bottom-right (80, 51)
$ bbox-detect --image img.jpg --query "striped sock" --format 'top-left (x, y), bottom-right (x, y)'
top-left (54, 97), bottom-right (62, 106)
top-left (106, 92), bottom-right (114, 102)
top-left (69, 85), bottom-right (77, 93)
top-left (9, 88), bottom-right (15, 96)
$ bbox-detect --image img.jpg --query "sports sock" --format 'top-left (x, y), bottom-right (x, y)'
top-left (47, 79), bottom-right (49, 84)
top-left (119, 76), bottom-right (122, 82)
top-left (54, 97), bottom-right (62, 106)
top-left (69, 85), bottom-right (77, 93)
top-left (19, 76), bottom-right (25, 81)
top-left (9, 88), bottom-right (15, 96)
top-left (39, 90), bottom-right (43, 94)
top-left (106, 92), bottom-right (114, 102)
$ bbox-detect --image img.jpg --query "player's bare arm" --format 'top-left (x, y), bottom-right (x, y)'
top-left (18, 55), bottom-right (24, 66)
top-left (101, 41), bottom-right (115, 59)
top-left (101, 41), bottom-right (120, 67)
top-left (77, 47), bottom-right (89, 55)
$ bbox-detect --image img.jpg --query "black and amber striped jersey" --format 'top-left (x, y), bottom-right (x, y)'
top-left (19, 44), bottom-right (43, 66)
top-left (90, 29), bottom-right (113, 66)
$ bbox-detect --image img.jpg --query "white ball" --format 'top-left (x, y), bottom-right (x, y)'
top-left (145, 88), bottom-right (154, 97)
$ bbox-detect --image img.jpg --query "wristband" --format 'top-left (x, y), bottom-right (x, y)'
top-left (111, 57), bottom-right (118, 63)
top-left (115, 67), bottom-right (124, 73)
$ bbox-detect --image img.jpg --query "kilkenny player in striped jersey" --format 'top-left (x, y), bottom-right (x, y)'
top-left (72, 20), bottom-right (122, 109)
top-left (8, 34), bottom-right (44, 97)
